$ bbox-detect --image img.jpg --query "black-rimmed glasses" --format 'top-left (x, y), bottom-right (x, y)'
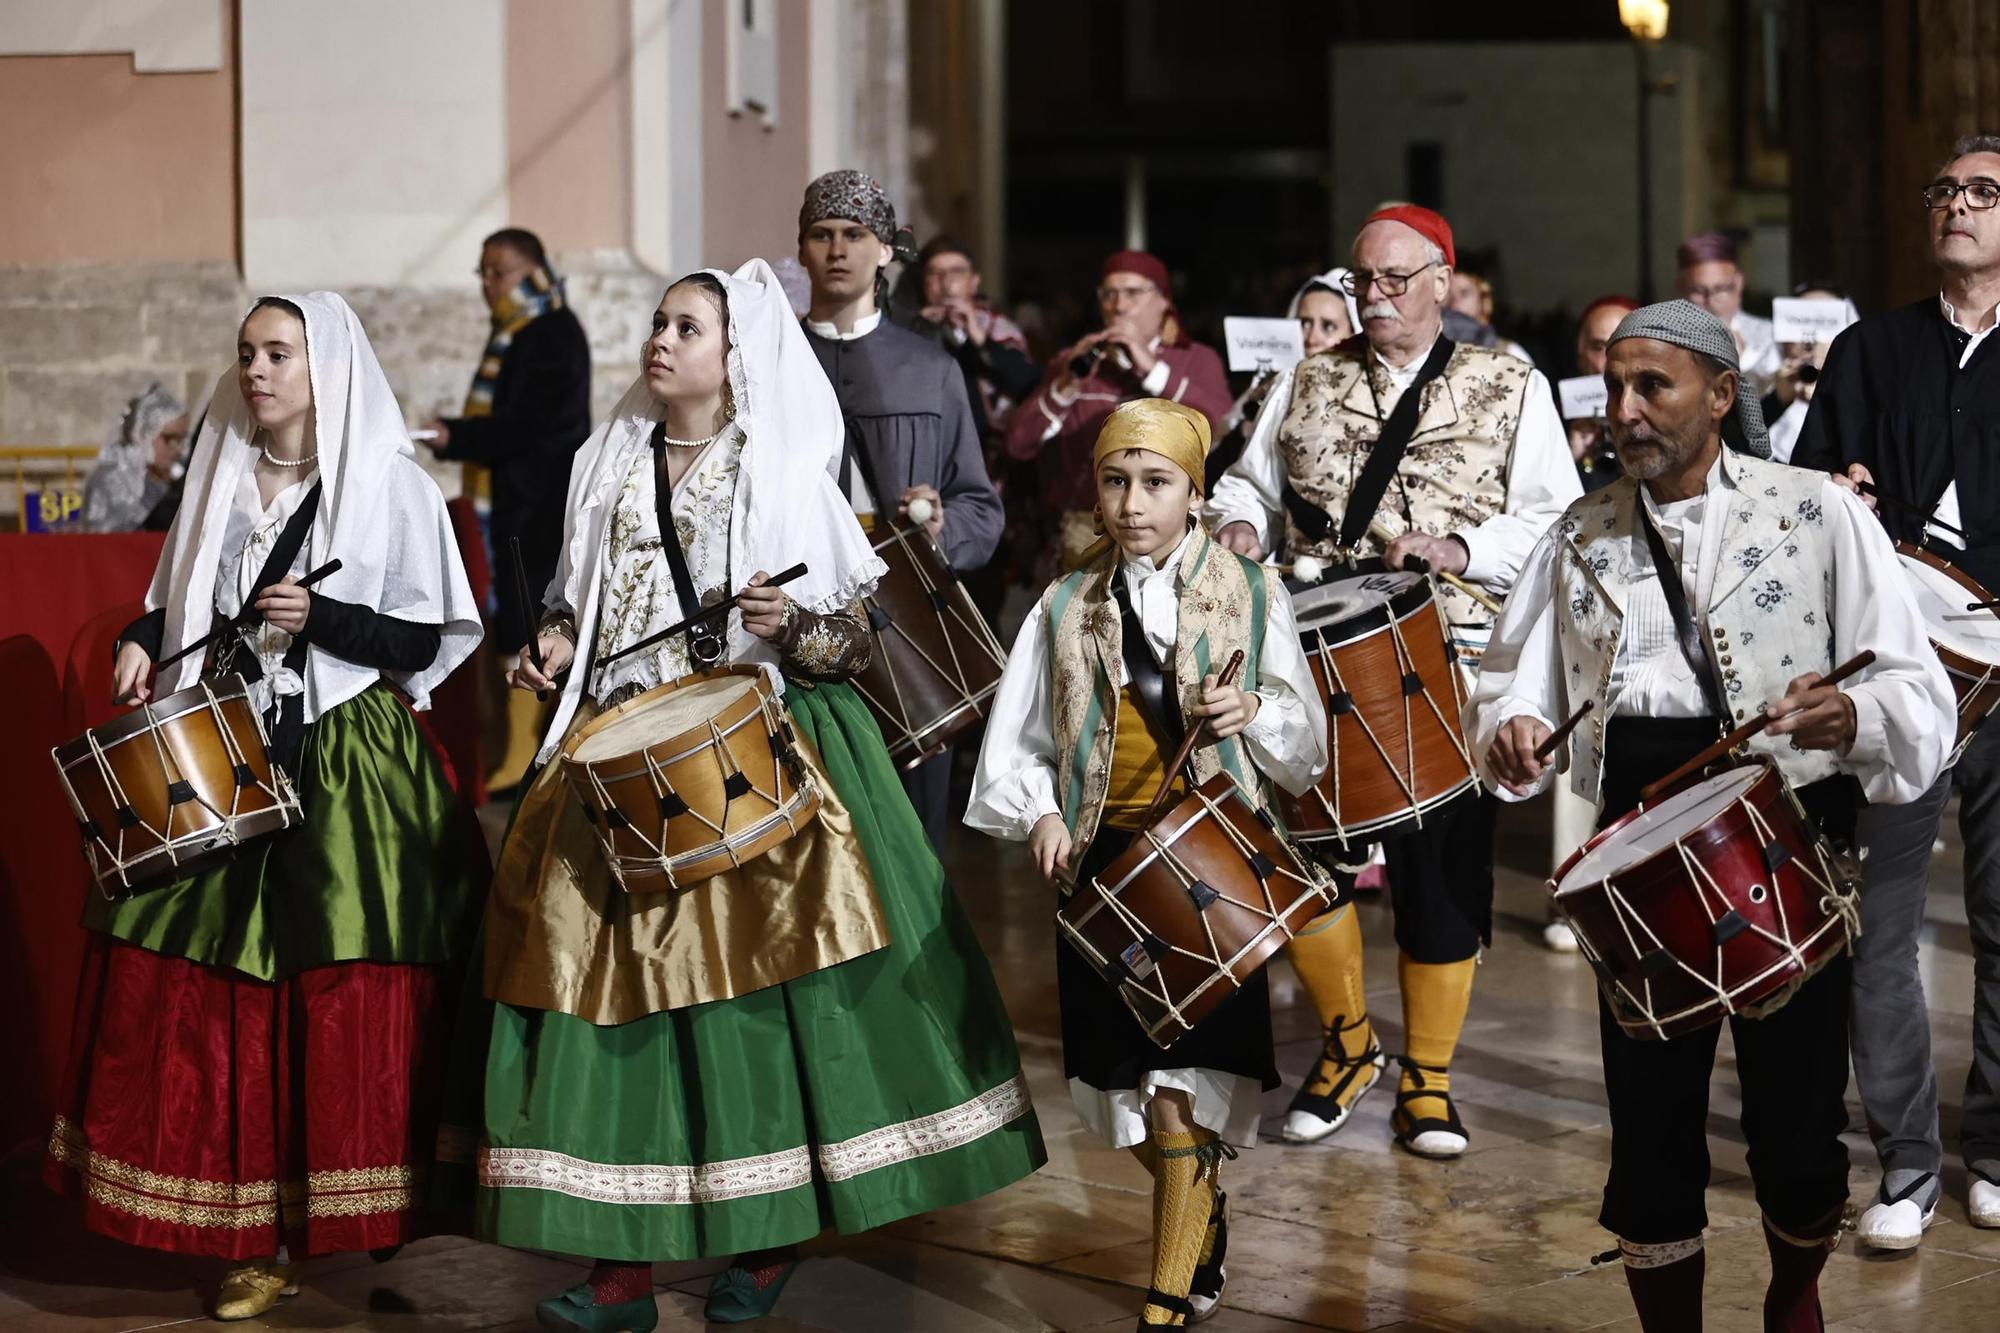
top-left (1341, 262), bottom-right (1438, 297)
top-left (1924, 180), bottom-right (2000, 210)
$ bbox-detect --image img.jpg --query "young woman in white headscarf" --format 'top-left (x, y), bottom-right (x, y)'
top-left (1203, 268), bottom-right (1360, 489)
top-left (46, 293), bottom-right (487, 1320)
top-left (470, 259), bottom-right (1044, 1331)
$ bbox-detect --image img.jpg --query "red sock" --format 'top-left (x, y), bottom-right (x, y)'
top-left (1622, 1246), bottom-right (1703, 1331)
top-left (1762, 1221), bottom-right (1830, 1332)
top-left (730, 1245), bottom-right (798, 1290)
top-left (587, 1259), bottom-right (653, 1305)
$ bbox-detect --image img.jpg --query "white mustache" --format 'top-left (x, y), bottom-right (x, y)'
top-left (1361, 302), bottom-right (1400, 322)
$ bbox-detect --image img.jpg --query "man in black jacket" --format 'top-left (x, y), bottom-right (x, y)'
top-left (1792, 131), bottom-right (2000, 1250)
top-left (424, 227), bottom-right (593, 789)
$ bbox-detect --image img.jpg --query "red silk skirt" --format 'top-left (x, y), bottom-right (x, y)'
top-left (44, 936), bottom-right (450, 1259)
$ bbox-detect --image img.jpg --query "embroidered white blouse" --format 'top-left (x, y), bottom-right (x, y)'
top-left (215, 468), bottom-right (320, 714)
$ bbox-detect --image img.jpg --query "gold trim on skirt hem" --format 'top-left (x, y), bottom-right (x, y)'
top-left (483, 703), bottom-right (893, 1023)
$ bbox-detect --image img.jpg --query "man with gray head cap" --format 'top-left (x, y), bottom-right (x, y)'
top-left (1466, 297), bottom-right (1955, 1330)
top-left (1793, 132), bottom-right (2000, 1250)
top-left (797, 168), bottom-right (1003, 853)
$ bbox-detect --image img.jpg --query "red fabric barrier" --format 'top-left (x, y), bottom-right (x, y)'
top-left (62, 602), bottom-right (145, 735)
top-left (0, 635), bottom-right (90, 1154)
top-left (0, 534), bottom-right (164, 666)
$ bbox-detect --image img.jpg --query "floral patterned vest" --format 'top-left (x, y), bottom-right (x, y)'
top-left (1040, 526), bottom-right (1276, 854)
top-left (1274, 337), bottom-right (1532, 627)
top-left (1552, 451), bottom-right (1838, 802)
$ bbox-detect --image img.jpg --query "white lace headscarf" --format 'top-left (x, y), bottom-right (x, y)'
top-left (82, 383), bottom-right (186, 532)
top-left (535, 257), bottom-right (887, 762)
top-left (148, 292), bottom-right (483, 718)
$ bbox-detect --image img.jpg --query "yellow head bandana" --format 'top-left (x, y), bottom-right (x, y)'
top-left (1092, 397), bottom-right (1212, 495)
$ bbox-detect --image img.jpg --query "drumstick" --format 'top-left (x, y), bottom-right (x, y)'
top-left (509, 536), bottom-right (551, 701)
top-left (1533, 699), bottom-right (1594, 762)
top-left (1969, 597), bottom-right (2000, 612)
top-left (1637, 650), bottom-right (1877, 802)
top-left (1140, 649), bottom-right (1246, 827)
top-left (1857, 479), bottom-right (1968, 540)
top-left (154, 559), bottom-right (345, 670)
top-left (1400, 554), bottom-right (1505, 616)
top-left (595, 562), bottom-right (809, 667)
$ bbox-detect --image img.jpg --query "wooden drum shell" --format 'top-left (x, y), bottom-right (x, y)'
top-left (1896, 541), bottom-right (2000, 763)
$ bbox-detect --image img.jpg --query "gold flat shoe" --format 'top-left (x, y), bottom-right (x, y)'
top-left (214, 1262), bottom-right (301, 1321)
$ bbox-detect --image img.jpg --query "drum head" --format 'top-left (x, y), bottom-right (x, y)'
top-left (1899, 551), bottom-right (2000, 664)
top-left (1294, 571), bottom-right (1428, 635)
top-left (1556, 765), bottom-right (1763, 892)
top-left (572, 674), bottom-right (759, 762)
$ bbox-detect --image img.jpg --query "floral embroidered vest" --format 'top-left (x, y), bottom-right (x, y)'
top-left (1552, 451), bottom-right (1838, 802)
top-left (1040, 526), bottom-right (1275, 854)
top-left (1274, 337), bottom-right (1532, 626)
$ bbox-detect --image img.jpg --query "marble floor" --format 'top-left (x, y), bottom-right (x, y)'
top-left (5, 790), bottom-right (1998, 1331)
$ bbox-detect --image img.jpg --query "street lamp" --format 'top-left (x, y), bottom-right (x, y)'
top-left (1621, 0), bottom-right (1671, 300)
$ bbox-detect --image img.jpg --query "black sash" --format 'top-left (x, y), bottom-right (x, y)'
top-left (649, 426), bottom-right (724, 667)
top-left (1110, 579), bottom-right (1184, 752)
top-left (214, 479), bottom-right (322, 771)
top-left (1635, 496), bottom-right (1730, 724)
top-left (1280, 336), bottom-right (1455, 549)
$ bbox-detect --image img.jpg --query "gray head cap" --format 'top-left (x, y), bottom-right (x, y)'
top-left (1607, 298), bottom-right (1770, 457)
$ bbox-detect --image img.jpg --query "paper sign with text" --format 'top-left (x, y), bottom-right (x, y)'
top-left (1558, 375), bottom-right (1609, 421)
top-left (1772, 298), bottom-right (1854, 346)
top-left (1222, 317), bottom-right (1306, 373)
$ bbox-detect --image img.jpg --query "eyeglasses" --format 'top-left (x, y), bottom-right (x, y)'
top-left (1097, 282), bottom-right (1159, 305)
top-left (1923, 180), bottom-right (2000, 210)
top-left (1341, 262), bottom-right (1438, 298)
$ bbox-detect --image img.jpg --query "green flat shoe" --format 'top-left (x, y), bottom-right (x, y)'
top-left (703, 1257), bottom-right (800, 1324)
top-left (534, 1282), bottom-right (659, 1333)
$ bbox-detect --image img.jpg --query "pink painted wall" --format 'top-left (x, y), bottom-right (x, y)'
top-left (0, 6), bottom-right (236, 264)
top-left (504, 0), bottom-right (630, 253)
top-left (700, 0), bottom-right (814, 270)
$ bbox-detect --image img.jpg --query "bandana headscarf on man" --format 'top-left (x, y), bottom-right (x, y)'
top-left (799, 169), bottom-right (918, 308)
top-left (1607, 298), bottom-right (1772, 457)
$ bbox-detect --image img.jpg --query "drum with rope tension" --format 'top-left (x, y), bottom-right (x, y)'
top-left (1895, 541), bottom-right (2000, 766)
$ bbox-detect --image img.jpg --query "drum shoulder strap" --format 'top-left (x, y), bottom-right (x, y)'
top-left (1283, 337), bottom-right (1455, 548)
top-left (1635, 497), bottom-right (1731, 722)
top-left (648, 426), bottom-right (723, 663)
top-left (1111, 579), bottom-right (1185, 753)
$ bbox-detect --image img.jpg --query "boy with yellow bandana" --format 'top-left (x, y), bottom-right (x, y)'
top-left (969, 398), bottom-right (1327, 1326)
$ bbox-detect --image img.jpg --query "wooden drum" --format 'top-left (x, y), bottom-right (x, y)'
top-left (561, 665), bottom-right (821, 892)
top-left (1896, 541), bottom-right (2000, 766)
top-left (52, 674), bottom-right (302, 897)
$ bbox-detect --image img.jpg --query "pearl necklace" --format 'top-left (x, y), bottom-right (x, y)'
top-left (260, 445), bottom-right (318, 469)
top-left (660, 430), bottom-right (722, 450)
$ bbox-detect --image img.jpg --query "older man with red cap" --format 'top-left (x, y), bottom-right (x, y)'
top-left (1210, 204), bottom-right (1579, 1161)
top-left (1008, 250), bottom-right (1231, 571)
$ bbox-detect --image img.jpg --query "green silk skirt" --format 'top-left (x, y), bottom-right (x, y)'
top-left (473, 679), bottom-right (1045, 1260)
top-left (81, 683), bottom-right (484, 978)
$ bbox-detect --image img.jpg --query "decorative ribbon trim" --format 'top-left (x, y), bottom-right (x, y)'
top-left (1617, 1235), bottom-right (1705, 1269)
top-left (49, 1115), bottom-right (421, 1230)
top-left (479, 1069), bottom-right (1036, 1204)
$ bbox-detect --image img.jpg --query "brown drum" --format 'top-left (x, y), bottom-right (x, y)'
top-left (1551, 760), bottom-right (1858, 1041)
top-left (1280, 571), bottom-right (1478, 845)
top-left (52, 674), bottom-right (302, 897)
top-left (1896, 541), bottom-right (2000, 765)
top-left (561, 665), bottom-right (821, 892)
top-left (851, 520), bottom-right (1007, 768)
top-left (1059, 772), bottom-right (1335, 1047)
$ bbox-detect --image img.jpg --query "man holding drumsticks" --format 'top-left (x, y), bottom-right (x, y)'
top-left (1468, 298), bottom-right (1952, 1331)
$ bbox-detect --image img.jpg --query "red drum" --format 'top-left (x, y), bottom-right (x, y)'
top-left (1280, 571), bottom-right (1478, 845)
top-left (851, 519), bottom-right (1008, 769)
top-left (1551, 760), bottom-right (1858, 1040)
top-left (1058, 773), bottom-right (1335, 1047)
top-left (1896, 541), bottom-right (2000, 765)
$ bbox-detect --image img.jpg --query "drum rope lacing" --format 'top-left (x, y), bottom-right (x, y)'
top-left (1067, 786), bottom-right (1329, 1042)
top-left (580, 693), bottom-right (815, 890)
top-left (1304, 608), bottom-right (1476, 844)
top-left (1581, 788), bottom-right (1857, 1040)
top-left (850, 522), bottom-right (1007, 756)
top-left (69, 679), bottom-right (299, 898)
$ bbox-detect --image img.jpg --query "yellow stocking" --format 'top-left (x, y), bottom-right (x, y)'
top-left (1288, 904), bottom-right (1373, 1061)
top-left (1141, 1128), bottom-right (1222, 1326)
top-left (1396, 952), bottom-right (1477, 1128)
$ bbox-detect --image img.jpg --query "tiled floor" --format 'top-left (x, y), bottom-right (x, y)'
top-left (6, 790), bottom-right (1997, 1330)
